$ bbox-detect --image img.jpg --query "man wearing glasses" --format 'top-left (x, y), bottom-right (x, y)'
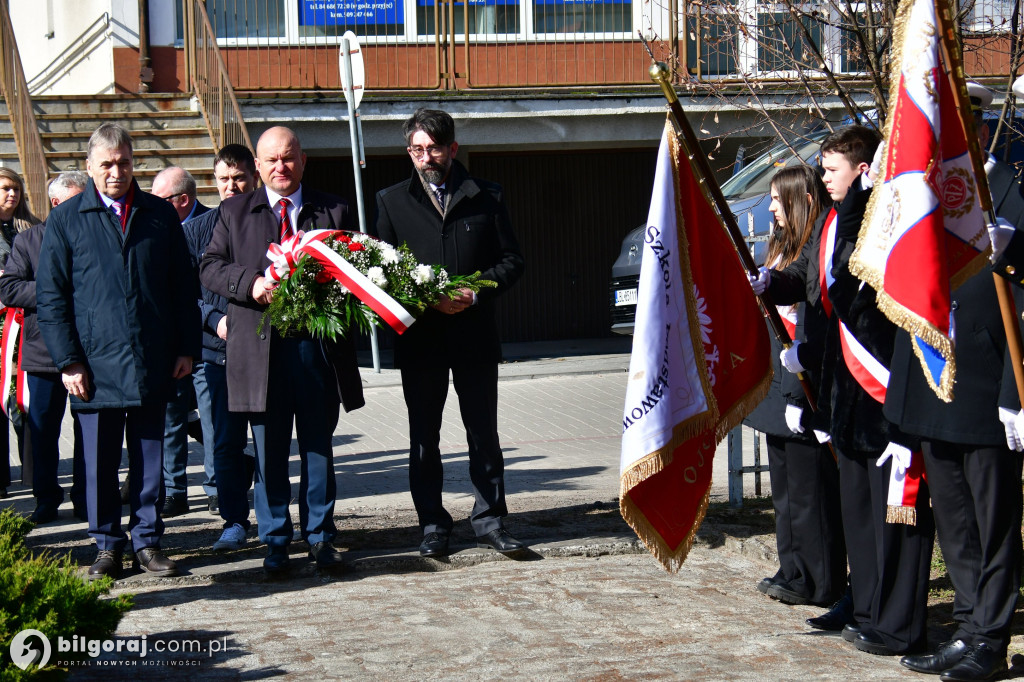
top-left (371, 108), bottom-right (526, 559)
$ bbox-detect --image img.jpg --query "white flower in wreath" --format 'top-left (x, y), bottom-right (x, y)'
top-left (367, 266), bottom-right (387, 288)
top-left (351, 233), bottom-right (369, 243)
top-left (412, 264), bottom-right (434, 285)
top-left (379, 244), bottom-right (400, 265)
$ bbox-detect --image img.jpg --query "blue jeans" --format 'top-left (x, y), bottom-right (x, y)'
top-left (204, 362), bottom-right (253, 529)
top-left (162, 376), bottom-right (193, 496)
top-left (27, 372), bottom-right (85, 509)
top-left (191, 363), bottom-right (217, 497)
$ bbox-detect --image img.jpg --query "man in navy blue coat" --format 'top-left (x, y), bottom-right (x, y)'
top-left (36, 123), bottom-right (200, 580)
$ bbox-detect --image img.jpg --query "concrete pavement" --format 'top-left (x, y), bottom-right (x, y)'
top-left (3, 338), bottom-right (986, 679)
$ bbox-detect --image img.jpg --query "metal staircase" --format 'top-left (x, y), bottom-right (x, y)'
top-left (0, 94), bottom-right (222, 208)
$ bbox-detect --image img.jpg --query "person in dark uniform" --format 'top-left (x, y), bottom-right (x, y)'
top-left (893, 82), bottom-right (1024, 682)
top-left (823, 167), bottom-right (935, 658)
top-left (754, 126), bottom-right (934, 655)
top-left (744, 165), bottom-right (845, 607)
top-left (370, 109), bottom-right (525, 559)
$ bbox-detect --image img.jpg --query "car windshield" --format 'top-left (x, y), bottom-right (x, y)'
top-left (721, 132), bottom-right (828, 200)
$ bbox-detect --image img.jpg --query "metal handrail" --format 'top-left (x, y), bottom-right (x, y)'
top-left (0, 0), bottom-right (48, 218)
top-left (26, 12), bottom-right (110, 95)
top-left (182, 0), bottom-right (253, 153)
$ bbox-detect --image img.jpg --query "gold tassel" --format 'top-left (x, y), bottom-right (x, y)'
top-left (885, 504), bottom-right (917, 526)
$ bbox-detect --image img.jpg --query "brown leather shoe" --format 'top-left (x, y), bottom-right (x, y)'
top-left (88, 550), bottom-right (123, 581)
top-left (134, 547), bottom-right (178, 577)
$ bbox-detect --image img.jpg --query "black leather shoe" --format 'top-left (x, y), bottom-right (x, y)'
top-left (134, 547), bottom-right (178, 577)
top-left (757, 571), bottom-right (783, 595)
top-left (207, 495), bottom-right (219, 513)
top-left (30, 505), bottom-right (60, 525)
top-left (766, 581), bottom-right (812, 605)
top-left (841, 624), bottom-right (863, 643)
top-left (161, 493), bottom-right (189, 518)
top-left (853, 630), bottom-right (898, 656)
top-left (309, 541), bottom-right (346, 569)
top-left (264, 546), bottom-right (291, 575)
top-left (72, 504), bottom-right (88, 522)
top-left (939, 644), bottom-right (1007, 681)
top-left (901, 639), bottom-right (969, 674)
top-left (807, 594), bottom-right (855, 631)
top-left (476, 528), bottom-right (527, 554)
top-left (88, 550), bottom-right (123, 580)
top-left (419, 532), bottom-right (449, 558)
top-left (119, 475), bottom-right (130, 505)
top-left (0, 488), bottom-right (8, 499)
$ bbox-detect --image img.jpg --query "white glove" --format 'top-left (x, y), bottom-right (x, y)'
top-left (784, 404), bottom-right (805, 434)
top-left (998, 407), bottom-right (1024, 452)
top-left (780, 342), bottom-right (805, 374)
top-left (748, 267), bottom-right (771, 295)
top-left (813, 430), bottom-right (831, 444)
top-left (987, 217), bottom-right (1015, 263)
top-left (876, 442), bottom-right (913, 475)
top-left (866, 143), bottom-right (884, 186)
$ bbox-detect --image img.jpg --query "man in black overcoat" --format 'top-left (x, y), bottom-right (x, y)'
top-left (370, 108), bottom-right (525, 558)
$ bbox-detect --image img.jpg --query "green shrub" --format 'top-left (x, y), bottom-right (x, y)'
top-left (0, 508), bottom-right (133, 679)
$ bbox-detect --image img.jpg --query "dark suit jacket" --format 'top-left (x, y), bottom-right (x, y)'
top-left (370, 161), bottom-right (524, 369)
top-left (199, 185), bottom-right (364, 413)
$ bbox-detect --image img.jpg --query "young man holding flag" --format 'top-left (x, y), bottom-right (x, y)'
top-left (752, 126), bottom-right (935, 656)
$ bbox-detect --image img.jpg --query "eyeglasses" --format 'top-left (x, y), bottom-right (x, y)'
top-left (407, 145), bottom-right (448, 159)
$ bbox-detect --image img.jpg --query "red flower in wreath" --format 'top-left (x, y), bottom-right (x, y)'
top-left (347, 242), bottom-right (364, 252)
top-left (314, 270), bottom-right (333, 284)
top-left (339, 234), bottom-right (351, 243)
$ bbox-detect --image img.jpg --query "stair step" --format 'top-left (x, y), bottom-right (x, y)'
top-left (30, 94), bottom-right (195, 116)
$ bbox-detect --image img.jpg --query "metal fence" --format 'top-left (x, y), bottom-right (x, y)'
top-left (184, 0), bottom-right (1015, 91)
top-left (0, 0), bottom-right (48, 218)
top-left (182, 0), bottom-right (254, 151)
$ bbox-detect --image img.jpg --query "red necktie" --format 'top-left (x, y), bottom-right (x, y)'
top-left (278, 198), bottom-right (291, 240)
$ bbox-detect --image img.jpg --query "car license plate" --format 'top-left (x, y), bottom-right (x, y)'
top-left (615, 288), bottom-right (638, 306)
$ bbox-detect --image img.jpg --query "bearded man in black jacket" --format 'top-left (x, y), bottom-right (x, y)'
top-left (371, 108), bottom-right (525, 559)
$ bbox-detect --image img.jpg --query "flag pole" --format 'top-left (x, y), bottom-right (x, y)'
top-left (934, 0), bottom-right (1024, 406)
top-left (648, 62), bottom-right (821, 412)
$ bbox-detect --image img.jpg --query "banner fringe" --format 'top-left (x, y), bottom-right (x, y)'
top-left (886, 504), bottom-right (918, 526)
top-left (619, 486), bottom-right (711, 573)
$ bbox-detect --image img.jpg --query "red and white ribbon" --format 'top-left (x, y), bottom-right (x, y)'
top-left (0, 306), bottom-right (29, 416)
top-left (885, 449), bottom-right (925, 526)
top-left (263, 229), bottom-right (416, 335)
top-left (839, 321), bottom-right (890, 403)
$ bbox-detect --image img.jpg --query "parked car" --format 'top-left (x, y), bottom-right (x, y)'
top-left (609, 130), bottom-right (829, 335)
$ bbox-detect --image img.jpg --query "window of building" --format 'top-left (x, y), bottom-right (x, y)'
top-left (416, 0), bottom-right (521, 36)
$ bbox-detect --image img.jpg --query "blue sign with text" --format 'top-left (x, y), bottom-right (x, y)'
top-left (300, 0), bottom-right (404, 25)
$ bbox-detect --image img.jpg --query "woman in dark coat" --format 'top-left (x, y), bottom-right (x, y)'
top-left (744, 165), bottom-right (845, 606)
top-left (0, 167), bottom-right (40, 497)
